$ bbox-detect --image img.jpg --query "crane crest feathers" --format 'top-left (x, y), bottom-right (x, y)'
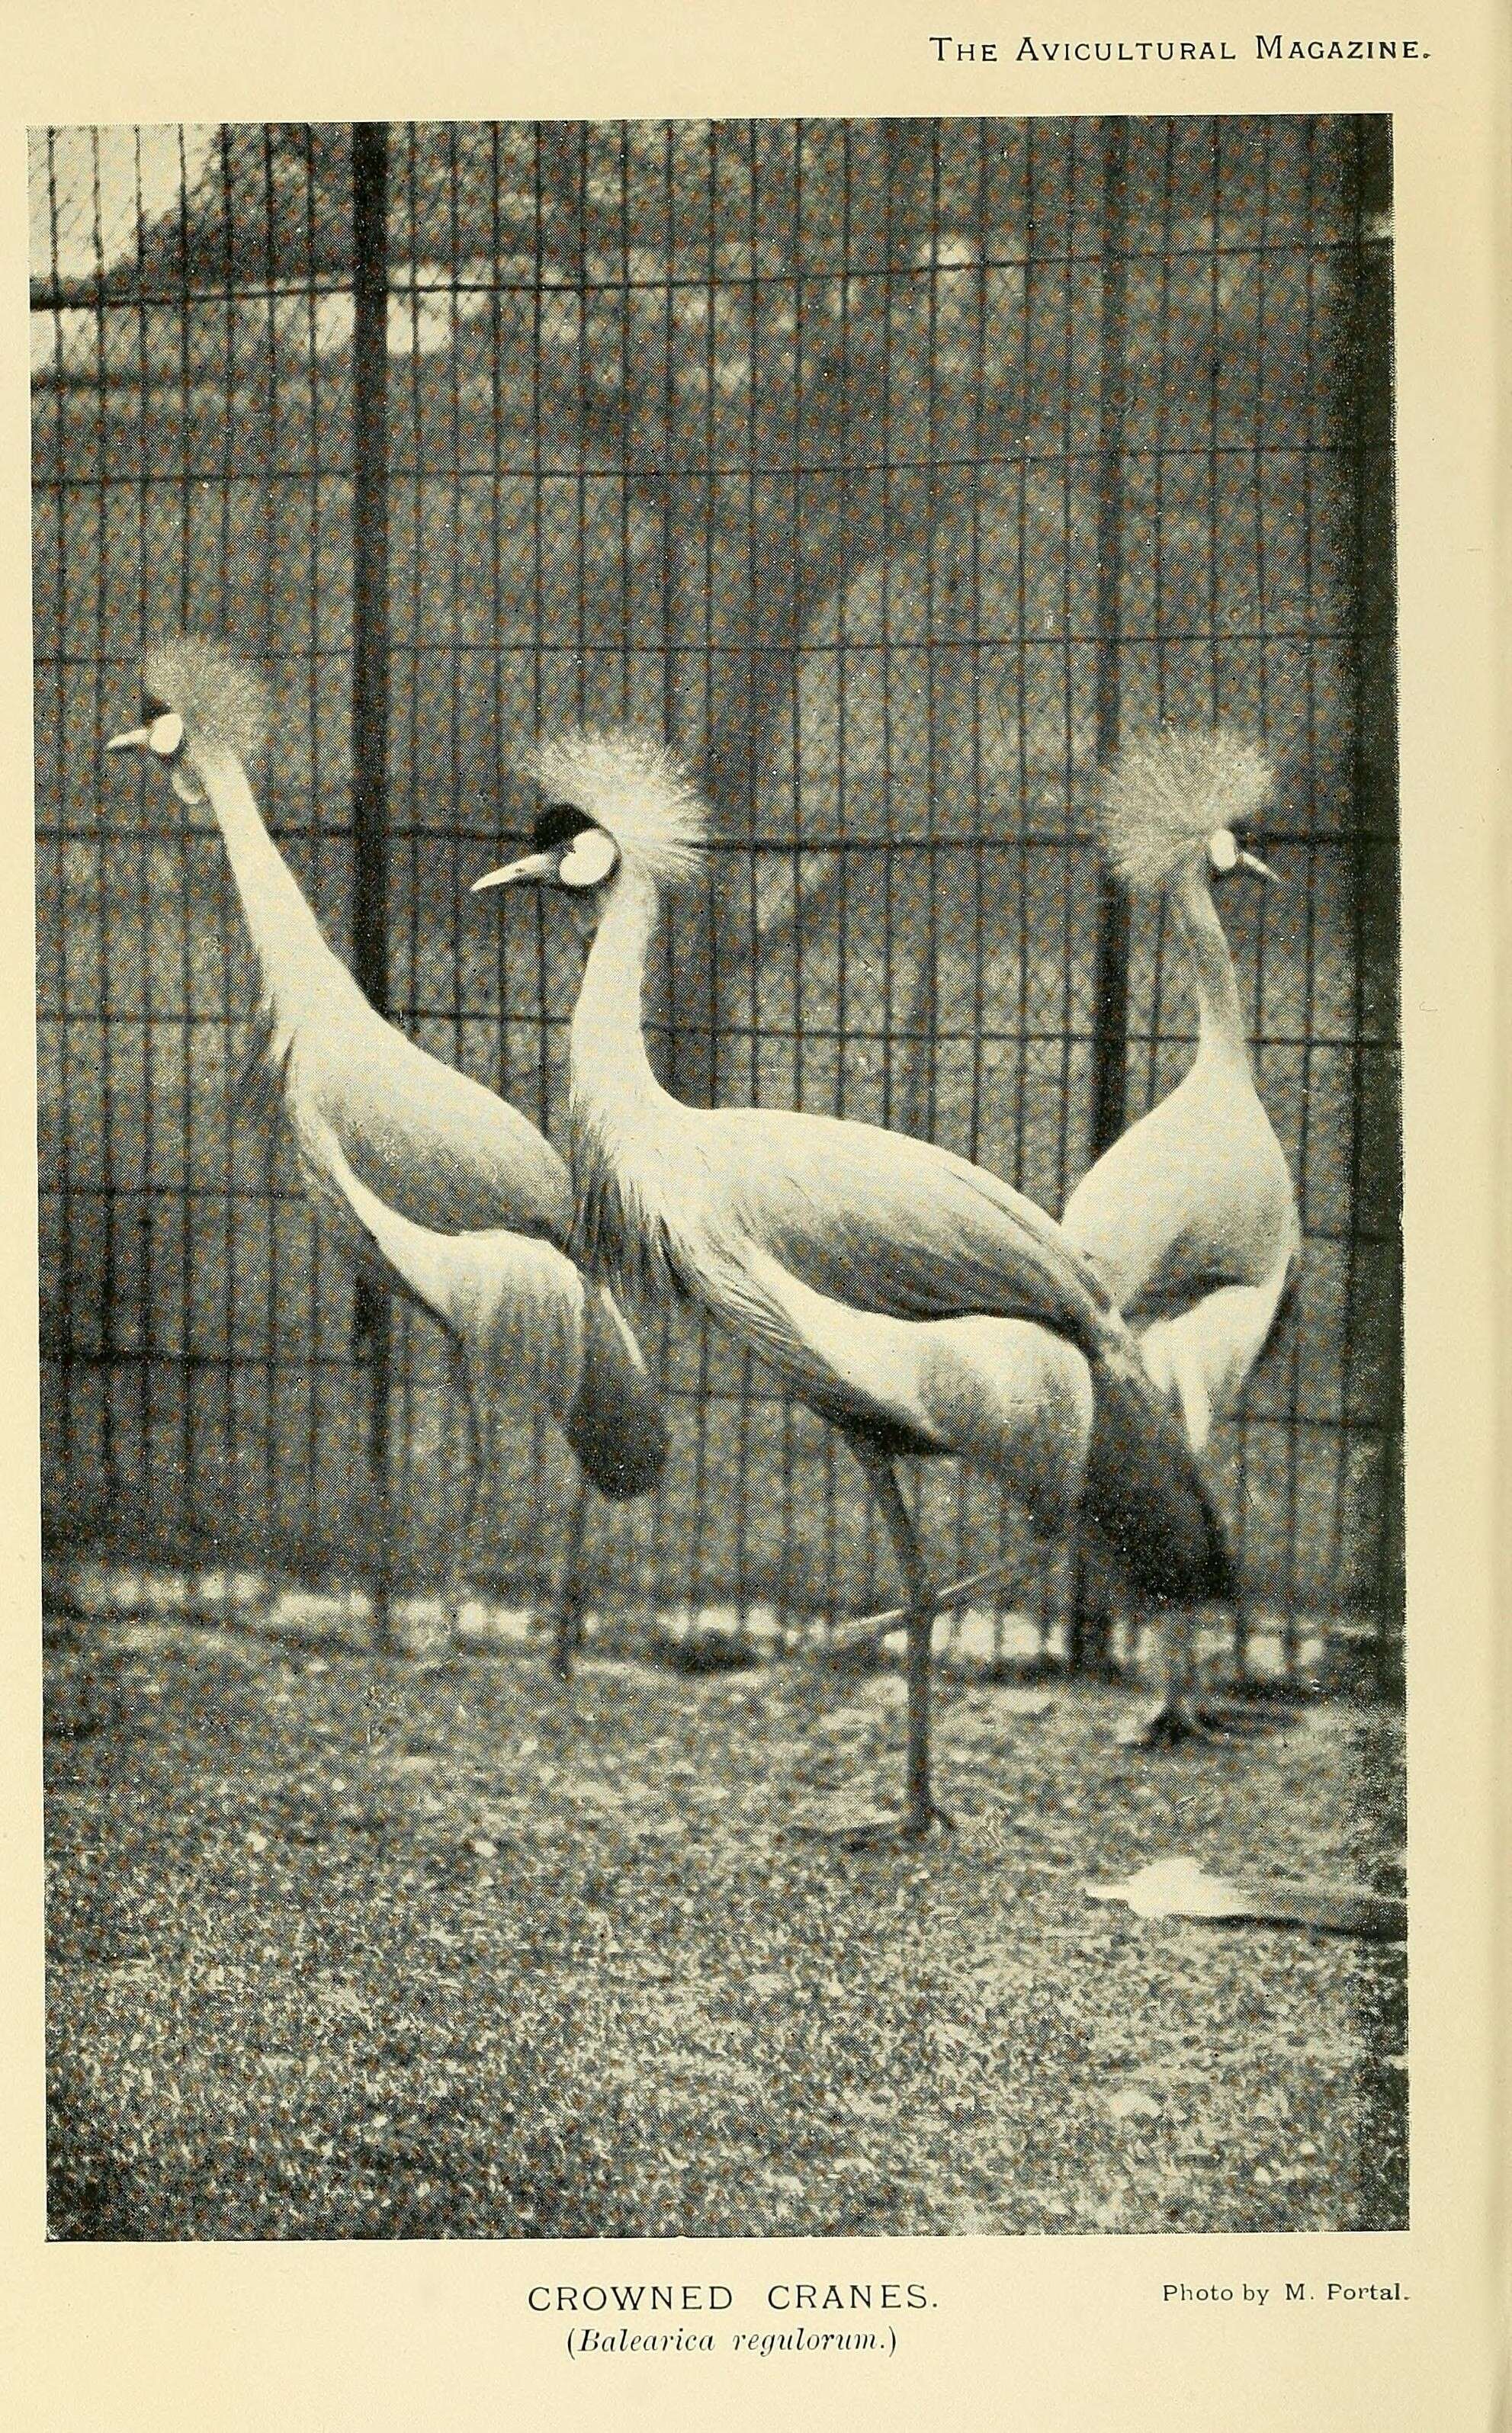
top-left (142, 636), bottom-right (271, 767)
top-left (522, 726), bottom-right (710, 889)
top-left (1096, 727), bottom-right (1276, 891)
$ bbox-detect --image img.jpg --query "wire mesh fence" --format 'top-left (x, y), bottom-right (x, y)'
top-left (31, 116), bottom-right (1401, 1680)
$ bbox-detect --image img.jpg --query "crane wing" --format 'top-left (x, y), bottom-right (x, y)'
top-left (1063, 1064), bottom-right (1299, 1322)
top-left (246, 984), bottom-right (576, 1245)
top-left (293, 1103), bottom-right (587, 1393)
top-left (697, 1109), bottom-right (1116, 1354)
top-left (319, 1029), bottom-right (575, 1242)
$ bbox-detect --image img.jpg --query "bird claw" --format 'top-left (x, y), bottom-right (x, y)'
top-left (1193, 1700), bottom-right (1296, 1738)
top-left (552, 1606), bottom-right (587, 1681)
top-left (795, 1802), bottom-right (956, 1849)
top-left (1122, 1700), bottom-right (1292, 1750)
top-left (1121, 1703), bottom-right (1228, 1750)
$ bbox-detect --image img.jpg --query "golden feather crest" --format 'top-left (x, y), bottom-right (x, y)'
top-left (1096, 727), bottom-right (1276, 891)
top-left (523, 725), bottom-right (710, 889)
top-left (142, 635), bottom-right (271, 766)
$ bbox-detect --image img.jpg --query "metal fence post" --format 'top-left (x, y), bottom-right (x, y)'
top-left (1088, 116), bottom-right (1131, 1162)
top-left (1068, 117), bottom-right (1130, 1676)
top-left (350, 122), bottom-right (394, 1642)
top-left (1345, 117), bottom-right (1403, 1699)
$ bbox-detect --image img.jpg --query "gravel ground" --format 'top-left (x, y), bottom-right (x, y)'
top-left (44, 1614), bottom-right (1407, 2240)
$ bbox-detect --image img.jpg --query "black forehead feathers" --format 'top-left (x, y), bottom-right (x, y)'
top-left (143, 692), bottom-right (172, 721)
top-left (531, 800), bottom-right (597, 853)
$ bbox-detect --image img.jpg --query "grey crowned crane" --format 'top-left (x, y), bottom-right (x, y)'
top-left (106, 640), bottom-right (666, 1671)
top-left (472, 727), bottom-right (1234, 1844)
top-left (1061, 729), bottom-right (1302, 1743)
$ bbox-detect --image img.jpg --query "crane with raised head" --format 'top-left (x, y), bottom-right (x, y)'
top-left (472, 727), bottom-right (1234, 1844)
top-left (106, 639), bottom-right (666, 1673)
top-left (1061, 727), bottom-right (1302, 1743)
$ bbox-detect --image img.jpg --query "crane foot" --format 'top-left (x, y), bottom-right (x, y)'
top-left (552, 1605), bottom-right (586, 1683)
top-left (796, 1800), bottom-right (957, 1849)
top-left (1122, 1700), bottom-right (1293, 1750)
top-left (1191, 1699), bottom-right (1295, 1738)
top-left (1121, 1702), bottom-right (1228, 1750)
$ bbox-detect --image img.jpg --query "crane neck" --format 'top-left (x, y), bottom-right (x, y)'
top-left (570, 863), bottom-right (680, 1143)
top-left (198, 746), bottom-right (352, 1014)
top-left (1168, 858), bottom-right (1249, 1069)
top-left (566, 859), bottom-right (701, 1298)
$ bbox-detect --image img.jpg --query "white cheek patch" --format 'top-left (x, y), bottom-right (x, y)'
top-left (1207, 827), bottom-right (1239, 874)
top-left (148, 712), bottom-right (185, 759)
top-left (557, 827), bottom-right (620, 890)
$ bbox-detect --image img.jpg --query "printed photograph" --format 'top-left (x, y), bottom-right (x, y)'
top-left (34, 114), bottom-right (1405, 2240)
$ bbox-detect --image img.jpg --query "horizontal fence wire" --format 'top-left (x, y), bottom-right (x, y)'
top-left (31, 115), bottom-right (1401, 1678)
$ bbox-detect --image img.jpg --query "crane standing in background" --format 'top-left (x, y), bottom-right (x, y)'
top-left (106, 639), bottom-right (666, 1674)
top-left (1061, 728), bottom-right (1302, 1743)
top-left (472, 727), bottom-right (1234, 1844)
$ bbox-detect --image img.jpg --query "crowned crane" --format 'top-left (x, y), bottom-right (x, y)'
top-left (106, 640), bottom-right (666, 1671)
top-left (471, 727), bottom-right (1234, 1844)
top-left (1061, 728), bottom-right (1302, 1744)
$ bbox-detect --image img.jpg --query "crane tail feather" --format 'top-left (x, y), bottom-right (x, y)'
top-left (562, 1284), bottom-right (669, 1501)
top-left (1083, 1359), bottom-right (1235, 1602)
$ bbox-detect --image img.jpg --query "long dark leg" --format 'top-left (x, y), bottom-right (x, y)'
top-left (1124, 1597), bottom-right (1209, 1746)
top-left (447, 1350), bottom-right (487, 1646)
top-left (1127, 1594), bottom-right (1292, 1748)
top-left (554, 1466), bottom-right (594, 1682)
top-left (1192, 1582), bottom-right (1295, 1737)
top-left (1067, 1522), bottom-right (1113, 1676)
top-left (849, 1443), bottom-right (954, 1841)
top-left (455, 1353), bottom-right (486, 1552)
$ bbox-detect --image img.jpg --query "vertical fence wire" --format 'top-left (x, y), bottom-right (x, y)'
top-left (349, 124), bottom-right (393, 1629)
top-left (30, 115), bottom-right (1401, 1686)
top-left (1088, 119), bottom-right (1131, 1164)
top-left (1068, 117), bottom-right (1131, 1675)
top-left (1345, 117), bottom-right (1402, 1691)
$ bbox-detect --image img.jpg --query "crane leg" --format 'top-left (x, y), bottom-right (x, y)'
top-left (1067, 1522), bottom-right (1116, 1677)
top-left (447, 1352), bottom-right (487, 1647)
top-left (1122, 1594), bottom-right (1295, 1748)
top-left (553, 1466), bottom-right (594, 1683)
top-left (839, 1444), bottom-right (955, 1844)
top-left (1123, 1600), bottom-right (1212, 1746)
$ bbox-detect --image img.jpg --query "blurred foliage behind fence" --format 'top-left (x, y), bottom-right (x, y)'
top-left (31, 117), bottom-right (1400, 1660)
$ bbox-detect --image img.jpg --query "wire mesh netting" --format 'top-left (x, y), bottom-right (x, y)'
top-left (31, 117), bottom-right (1401, 1674)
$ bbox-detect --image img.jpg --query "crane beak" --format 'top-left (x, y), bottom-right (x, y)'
top-left (1238, 849), bottom-right (1279, 883)
top-left (105, 724), bottom-right (152, 754)
top-left (470, 849), bottom-right (559, 894)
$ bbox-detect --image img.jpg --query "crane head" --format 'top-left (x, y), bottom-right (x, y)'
top-left (1205, 824), bottom-right (1276, 884)
top-left (471, 726), bottom-right (709, 904)
top-left (105, 636), bottom-right (270, 807)
top-left (1096, 728), bottom-right (1279, 891)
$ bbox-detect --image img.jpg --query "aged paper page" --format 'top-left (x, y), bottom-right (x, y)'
top-left (2, 2), bottom-right (1504, 2427)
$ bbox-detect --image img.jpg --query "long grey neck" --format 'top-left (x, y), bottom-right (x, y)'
top-left (201, 746), bottom-right (356, 1017)
top-left (1169, 858), bottom-right (1248, 1069)
top-left (570, 865), bottom-right (679, 1144)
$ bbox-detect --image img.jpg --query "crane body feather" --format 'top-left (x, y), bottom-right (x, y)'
top-left (118, 645), bottom-right (664, 1523)
top-left (1138, 1257), bottom-right (1298, 1458)
top-left (562, 839), bottom-right (1231, 1602)
top-left (295, 1103), bottom-right (587, 1407)
top-left (1060, 729), bottom-right (1302, 1731)
top-left (572, 871), bottom-right (1117, 1353)
top-left (1064, 1051), bottom-right (1298, 1327)
top-left (204, 744), bottom-right (572, 1245)
top-left (1063, 815), bottom-right (1301, 1432)
top-left (294, 1103), bottom-right (665, 1500)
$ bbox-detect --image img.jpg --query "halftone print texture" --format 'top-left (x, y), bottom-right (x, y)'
top-left (32, 119), bottom-right (1399, 1684)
